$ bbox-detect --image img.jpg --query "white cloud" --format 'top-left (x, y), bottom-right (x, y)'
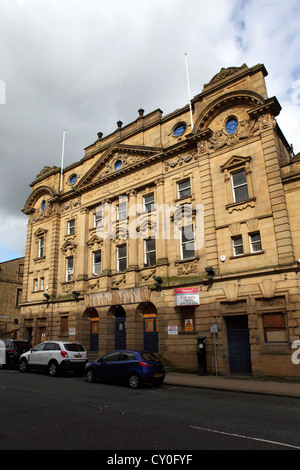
top-left (0, 212), bottom-right (27, 261)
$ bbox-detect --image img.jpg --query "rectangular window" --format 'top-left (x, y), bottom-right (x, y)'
top-left (38, 237), bottom-right (44, 258)
top-left (117, 244), bottom-right (127, 272)
top-left (93, 250), bottom-right (101, 275)
top-left (144, 238), bottom-right (156, 267)
top-left (263, 313), bottom-right (287, 343)
top-left (66, 256), bottom-right (74, 282)
top-left (250, 231), bottom-right (262, 253)
top-left (117, 201), bottom-right (127, 221)
top-left (34, 278), bottom-right (38, 292)
top-left (232, 170), bottom-right (249, 202)
top-left (177, 178), bottom-right (191, 199)
top-left (40, 277), bottom-right (44, 291)
top-left (143, 193), bottom-right (155, 212)
top-left (94, 211), bottom-right (103, 228)
top-left (68, 219), bottom-right (75, 235)
top-left (232, 235), bottom-right (244, 256)
top-left (180, 225), bottom-right (195, 260)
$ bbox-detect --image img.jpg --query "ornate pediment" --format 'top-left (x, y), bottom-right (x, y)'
top-left (86, 235), bottom-right (103, 250)
top-left (203, 64), bottom-right (248, 89)
top-left (76, 144), bottom-right (162, 190)
top-left (61, 240), bottom-right (77, 255)
top-left (220, 155), bottom-right (251, 172)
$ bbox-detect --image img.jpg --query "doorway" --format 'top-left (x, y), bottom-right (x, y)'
top-left (226, 315), bottom-right (252, 375)
top-left (144, 314), bottom-right (158, 352)
top-left (115, 306), bottom-right (126, 350)
top-left (90, 320), bottom-right (99, 351)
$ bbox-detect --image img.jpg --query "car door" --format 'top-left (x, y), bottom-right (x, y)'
top-left (96, 351), bottom-right (122, 379)
top-left (41, 342), bottom-right (58, 366)
top-left (28, 342), bottom-right (46, 366)
top-left (118, 351), bottom-right (136, 379)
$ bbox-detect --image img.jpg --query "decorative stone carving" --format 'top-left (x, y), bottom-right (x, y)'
top-left (139, 269), bottom-right (156, 282)
top-left (208, 119), bottom-right (259, 152)
top-left (176, 260), bottom-right (198, 275)
top-left (62, 198), bottom-right (81, 212)
top-left (164, 151), bottom-right (198, 171)
top-left (87, 278), bottom-right (100, 290)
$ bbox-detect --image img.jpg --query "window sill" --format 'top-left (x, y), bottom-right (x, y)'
top-left (230, 251), bottom-right (264, 260)
top-left (175, 257), bottom-right (199, 264)
top-left (33, 256), bottom-right (45, 263)
top-left (226, 197), bottom-right (256, 213)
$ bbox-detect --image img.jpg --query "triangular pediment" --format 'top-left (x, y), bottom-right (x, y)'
top-left (221, 155), bottom-right (251, 172)
top-left (86, 234), bottom-right (103, 249)
top-left (76, 144), bottom-right (162, 190)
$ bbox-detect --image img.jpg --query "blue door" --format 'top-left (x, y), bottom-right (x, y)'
top-left (90, 321), bottom-right (99, 351)
top-left (144, 315), bottom-right (158, 352)
top-left (115, 316), bottom-right (126, 350)
top-left (226, 316), bottom-right (252, 375)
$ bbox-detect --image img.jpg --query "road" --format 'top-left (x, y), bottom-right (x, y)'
top-left (0, 368), bottom-right (300, 453)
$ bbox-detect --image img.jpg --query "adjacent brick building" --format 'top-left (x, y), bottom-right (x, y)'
top-left (0, 257), bottom-right (24, 338)
top-left (20, 63), bottom-right (300, 378)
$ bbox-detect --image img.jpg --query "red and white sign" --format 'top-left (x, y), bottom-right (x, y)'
top-left (173, 287), bottom-right (200, 306)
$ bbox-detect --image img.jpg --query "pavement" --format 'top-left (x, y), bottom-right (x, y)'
top-left (164, 372), bottom-right (300, 398)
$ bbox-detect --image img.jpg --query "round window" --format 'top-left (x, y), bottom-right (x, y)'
top-left (69, 174), bottom-right (77, 185)
top-left (173, 122), bottom-right (187, 137)
top-left (114, 160), bottom-right (122, 171)
top-left (225, 117), bottom-right (238, 134)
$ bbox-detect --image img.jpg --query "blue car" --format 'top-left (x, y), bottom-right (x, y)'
top-left (85, 350), bottom-right (165, 388)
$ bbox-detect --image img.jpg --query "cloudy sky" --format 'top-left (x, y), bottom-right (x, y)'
top-left (0, 0), bottom-right (299, 262)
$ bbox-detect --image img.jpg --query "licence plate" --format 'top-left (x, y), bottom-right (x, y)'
top-left (154, 373), bottom-right (162, 377)
top-left (75, 354), bottom-right (82, 358)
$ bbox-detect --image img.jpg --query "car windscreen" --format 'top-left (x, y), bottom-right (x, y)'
top-left (64, 343), bottom-right (85, 352)
top-left (140, 352), bottom-right (159, 362)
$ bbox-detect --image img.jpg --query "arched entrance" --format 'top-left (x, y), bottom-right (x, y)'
top-left (115, 305), bottom-right (126, 350)
top-left (139, 303), bottom-right (158, 352)
top-left (83, 308), bottom-right (99, 352)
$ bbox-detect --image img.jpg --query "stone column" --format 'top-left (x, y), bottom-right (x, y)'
top-left (127, 190), bottom-right (138, 270)
top-left (257, 111), bottom-right (295, 265)
top-left (155, 177), bottom-right (168, 265)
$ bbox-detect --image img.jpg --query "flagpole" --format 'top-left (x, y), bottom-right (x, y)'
top-left (184, 53), bottom-right (193, 130)
top-left (60, 129), bottom-right (66, 192)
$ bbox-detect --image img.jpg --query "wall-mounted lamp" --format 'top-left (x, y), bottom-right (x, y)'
top-left (72, 291), bottom-right (80, 302)
top-left (205, 267), bottom-right (215, 280)
top-left (43, 293), bottom-right (50, 303)
top-left (153, 276), bottom-right (163, 292)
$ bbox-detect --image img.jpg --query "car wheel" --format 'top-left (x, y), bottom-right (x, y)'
top-left (48, 361), bottom-right (59, 377)
top-left (128, 373), bottom-right (141, 389)
top-left (19, 358), bottom-right (28, 373)
top-left (86, 369), bottom-right (95, 383)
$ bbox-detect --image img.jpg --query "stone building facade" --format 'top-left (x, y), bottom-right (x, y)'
top-left (0, 257), bottom-right (24, 338)
top-left (20, 63), bottom-right (300, 378)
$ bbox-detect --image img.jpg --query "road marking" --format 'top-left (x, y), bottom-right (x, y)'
top-left (189, 425), bottom-right (300, 450)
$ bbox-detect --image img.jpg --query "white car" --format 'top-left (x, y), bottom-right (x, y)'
top-left (19, 340), bottom-right (88, 377)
